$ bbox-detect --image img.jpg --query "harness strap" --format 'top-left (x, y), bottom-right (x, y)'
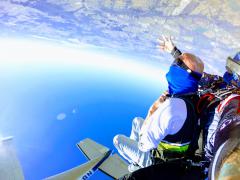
top-left (197, 93), bottom-right (215, 114)
top-left (217, 94), bottom-right (240, 114)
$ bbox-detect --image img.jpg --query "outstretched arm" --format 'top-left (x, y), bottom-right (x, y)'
top-left (145, 36), bottom-right (181, 119)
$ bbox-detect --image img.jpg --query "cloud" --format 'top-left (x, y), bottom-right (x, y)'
top-left (0, 1), bottom-right (72, 35)
top-left (11, 0), bottom-right (31, 3)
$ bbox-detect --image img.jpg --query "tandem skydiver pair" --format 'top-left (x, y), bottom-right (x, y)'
top-left (113, 36), bottom-right (240, 180)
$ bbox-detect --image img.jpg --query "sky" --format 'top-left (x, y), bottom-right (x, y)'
top-left (0, 37), bottom-right (167, 96)
top-left (0, 38), bottom-right (167, 179)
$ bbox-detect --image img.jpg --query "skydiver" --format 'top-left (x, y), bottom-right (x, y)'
top-left (118, 37), bottom-right (240, 180)
top-left (158, 37), bottom-right (240, 179)
top-left (158, 35), bottom-right (240, 157)
top-left (113, 36), bottom-right (204, 173)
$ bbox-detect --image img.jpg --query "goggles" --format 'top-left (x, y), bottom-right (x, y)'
top-left (172, 58), bottom-right (202, 81)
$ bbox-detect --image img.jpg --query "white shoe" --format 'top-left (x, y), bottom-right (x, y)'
top-left (128, 163), bottom-right (141, 172)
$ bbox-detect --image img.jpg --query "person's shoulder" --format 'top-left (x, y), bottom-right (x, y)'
top-left (164, 97), bottom-right (186, 108)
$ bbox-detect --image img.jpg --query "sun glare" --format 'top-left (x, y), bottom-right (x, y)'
top-left (0, 37), bottom-right (166, 84)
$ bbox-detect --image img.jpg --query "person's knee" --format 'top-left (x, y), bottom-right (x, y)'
top-left (132, 117), bottom-right (143, 126)
top-left (113, 134), bottom-right (121, 147)
top-left (113, 134), bottom-right (128, 149)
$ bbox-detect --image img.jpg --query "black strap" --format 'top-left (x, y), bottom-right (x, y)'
top-left (181, 95), bottom-right (201, 157)
top-left (172, 58), bottom-right (202, 81)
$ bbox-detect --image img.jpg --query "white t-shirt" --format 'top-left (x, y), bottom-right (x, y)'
top-left (138, 98), bottom-right (187, 152)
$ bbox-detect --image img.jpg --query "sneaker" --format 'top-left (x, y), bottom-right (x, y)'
top-left (128, 163), bottom-right (141, 172)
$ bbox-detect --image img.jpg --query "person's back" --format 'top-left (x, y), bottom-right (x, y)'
top-left (151, 94), bottom-right (200, 163)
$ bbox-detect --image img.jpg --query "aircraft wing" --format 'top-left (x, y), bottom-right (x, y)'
top-left (44, 153), bottom-right (107, 180)
top-left (77, 138), bottom-right (110, 160)
top-left (0, 137), bottom-right (25, 180)
top-left (77, 138), bottom-right (129, 179)
top-left (99, 153), bottom-right (129, 179)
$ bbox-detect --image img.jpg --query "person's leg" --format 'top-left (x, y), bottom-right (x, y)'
top-left (205, 110), bottom-right (220, 160)
top-left (129, 117), bottom-right (144, 141)
top-left (113, 134), bottom-right (152, 168)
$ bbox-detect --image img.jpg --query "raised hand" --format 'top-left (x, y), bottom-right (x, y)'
top-left (157, 35), bottom-right (175, 53)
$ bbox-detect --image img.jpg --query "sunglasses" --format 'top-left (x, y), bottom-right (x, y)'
top-left (172, 58), bottom-right (202, 80)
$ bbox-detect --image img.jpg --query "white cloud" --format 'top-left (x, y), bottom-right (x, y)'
top-left (46, 0), bottom-right (85, 12)
top-left (171, 0), bottom-right (192, 16)
top-left (11, 0), bottom-right (30, 2)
